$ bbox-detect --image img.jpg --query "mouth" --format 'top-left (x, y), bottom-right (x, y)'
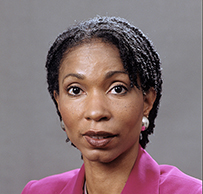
top-left (89, 136), bottom-right (111, 139)
top-left (83, 131), bottom-right (117, 148)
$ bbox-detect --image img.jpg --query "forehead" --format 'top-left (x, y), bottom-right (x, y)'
top-left (60, 41), bottom-right (125, 73)
top-left (63, 40), bottom-right (120, 59)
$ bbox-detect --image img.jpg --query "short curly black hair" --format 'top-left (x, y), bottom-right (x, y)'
top-left (45, 16), bottom-right (162, 149)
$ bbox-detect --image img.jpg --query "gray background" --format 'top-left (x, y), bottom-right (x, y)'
top-left (0, 1), bottom-right (201, 193)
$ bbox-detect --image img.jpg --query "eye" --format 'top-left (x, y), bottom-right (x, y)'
top-left (109, 85), bottom-right (128, 95)
top-left (67, 86), bottom-right (83, 96)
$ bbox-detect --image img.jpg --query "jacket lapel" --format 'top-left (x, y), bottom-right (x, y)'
top-left (61, 164), bottom-right (85, 194)
top-left (121, 146), bottom-right (160, 194)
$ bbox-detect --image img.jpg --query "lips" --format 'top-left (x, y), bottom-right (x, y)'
top-left (83, 131), bottom-right (117, 148)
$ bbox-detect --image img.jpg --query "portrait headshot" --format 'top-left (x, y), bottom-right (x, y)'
top-left (0, 1), bottom-right (201, 193)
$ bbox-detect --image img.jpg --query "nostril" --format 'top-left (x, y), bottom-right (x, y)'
top-left (86, 117), bottom-right (91, 121)
top-left (98, 117), bottom-right (109, 122)
top-left (85, 115), bottom-right (110, 122)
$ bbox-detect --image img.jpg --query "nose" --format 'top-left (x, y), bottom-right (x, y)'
top-left (84, 92), bottom-right (111, 122)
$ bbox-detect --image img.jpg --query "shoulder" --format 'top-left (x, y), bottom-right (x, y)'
top-left (159, 165), bottom-right (202, 194)
top-left (21, 169), bottom-right (80, 194)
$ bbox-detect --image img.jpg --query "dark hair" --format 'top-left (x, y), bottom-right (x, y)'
top-left (45, 16), bottom-right (162, 149)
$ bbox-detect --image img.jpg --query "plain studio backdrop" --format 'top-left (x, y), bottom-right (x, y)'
top-left (0, 1), bottom-right (201, 193)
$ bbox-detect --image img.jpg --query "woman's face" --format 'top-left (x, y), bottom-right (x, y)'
top-left (55, 41), bottom-right (154, 164)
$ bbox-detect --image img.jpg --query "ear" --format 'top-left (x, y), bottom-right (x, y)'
top-left (143, 88), bottom-right (156, 116)
top-left (54, 90), bottom-right (60, 111)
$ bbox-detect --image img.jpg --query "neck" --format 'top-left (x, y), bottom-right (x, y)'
top-left (83, 144), bottom-right (139, 194)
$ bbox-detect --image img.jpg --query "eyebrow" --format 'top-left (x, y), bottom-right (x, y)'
top-left (62, 73), bottom-right (85, 83)
top-left (105, 70), bottom-right (128, 79)
top-left (62, 70), bottom-right (128, 83)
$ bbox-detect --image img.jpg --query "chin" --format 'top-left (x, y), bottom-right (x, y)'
top-left (82, 150), bottom-right (115, 163)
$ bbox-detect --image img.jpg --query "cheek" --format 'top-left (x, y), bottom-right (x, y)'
top-left (59, 99), bottom-right (85, 137)
top-left (60, 103), bottom-right (72, 119)
top-left (59, 102), bottom-right (78, 128)
top-left (117, 100), bottom-right (144, 124)
top-left (59, 95), bottom-right (81, 115)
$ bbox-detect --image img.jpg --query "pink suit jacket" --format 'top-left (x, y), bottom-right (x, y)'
top-left (22, 146), bottom-right (202, 194)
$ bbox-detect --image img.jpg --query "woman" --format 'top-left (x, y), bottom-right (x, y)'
top-left (22, 16), bottom-right (202, 194)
